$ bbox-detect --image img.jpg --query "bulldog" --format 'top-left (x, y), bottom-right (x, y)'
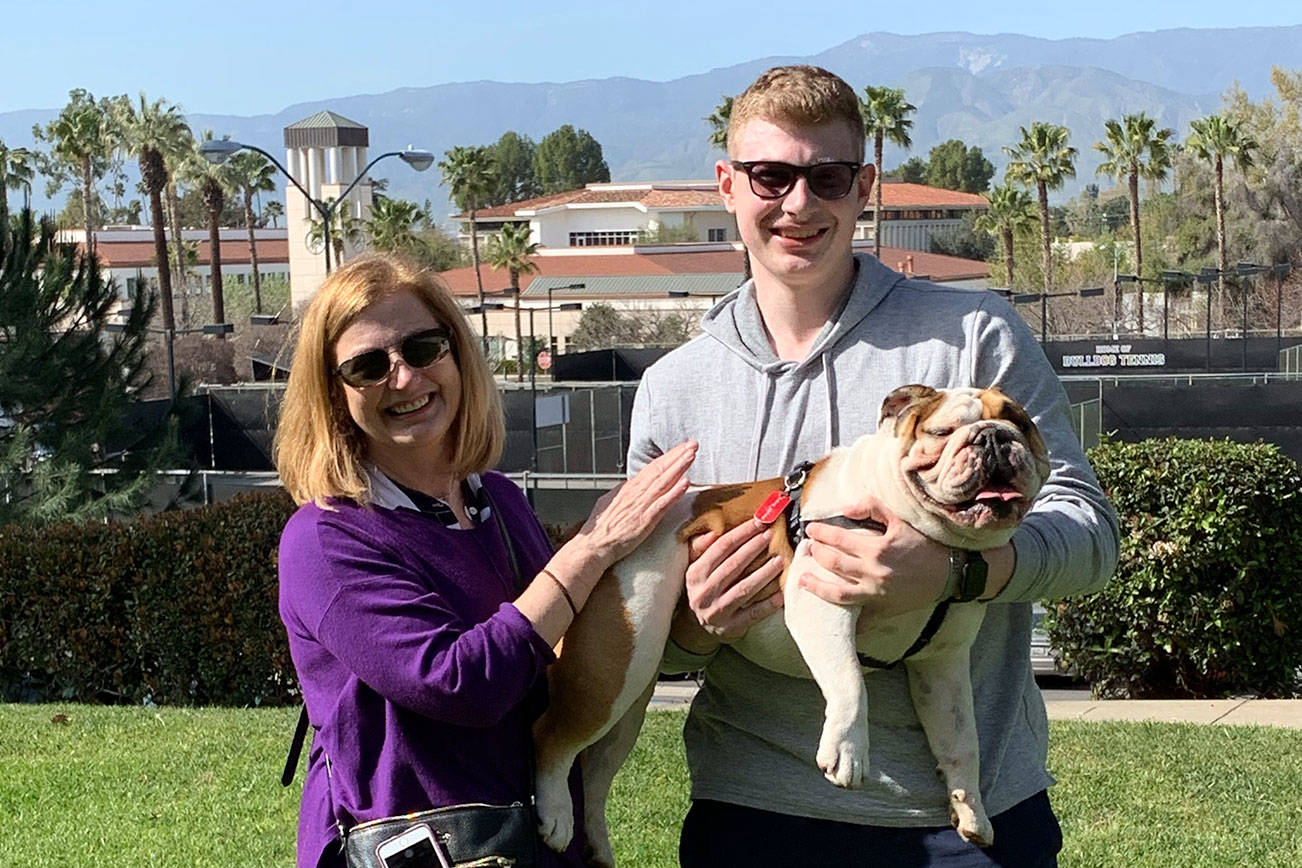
top-left (532, 385), bottom-right (1050, 865)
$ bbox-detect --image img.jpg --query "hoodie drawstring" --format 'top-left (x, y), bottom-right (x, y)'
top-left (747, 373), bottom-right (777, 481)
top-left (821, 354), bottom-right (837, 454)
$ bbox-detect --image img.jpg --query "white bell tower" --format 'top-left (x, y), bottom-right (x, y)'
top-left (283, 111), bottom-right (372, 310)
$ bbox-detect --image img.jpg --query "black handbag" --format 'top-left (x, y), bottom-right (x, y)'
top-left (343, 801), bottom-right (535, 868)
top-left (336, 483), bottom-right (543, 868)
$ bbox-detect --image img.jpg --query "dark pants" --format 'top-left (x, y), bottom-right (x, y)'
top-left (679, 790), bottom-right (1062, 867)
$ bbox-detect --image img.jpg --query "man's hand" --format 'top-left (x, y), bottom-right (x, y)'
top-left (798, 495), bottom-right (951, 621)
top-left (671, 518), bottom-right (785, 654)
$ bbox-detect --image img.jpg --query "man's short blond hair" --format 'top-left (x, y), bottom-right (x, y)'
top-left (274, 254), bottom-right (504, 507)
top-left (727, 65), bottom-right (865, 162)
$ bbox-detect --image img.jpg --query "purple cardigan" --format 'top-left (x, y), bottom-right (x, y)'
top-left (278, 471), bottom-right (583, 868)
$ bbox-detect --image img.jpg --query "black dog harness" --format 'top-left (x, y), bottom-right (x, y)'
top-left (758, 461), bottom-right (952, 671)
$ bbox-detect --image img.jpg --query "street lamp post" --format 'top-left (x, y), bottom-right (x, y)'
top-left (1273, 263), bottom-right (1293, 358)
top-left (1159, 271), bottom-right (1197, 343)
top-left (1011, 287), bottom-right (1105, 344)
top-left (1196, 268), bottom-right (1217, 370)
top-left (667, 289), bottom-right (723, 304)
top-left (544, 283), bottom-right (585, 356)
top-left (198, 138), bottom-right (434, 275)
top-left (106, 319), bottom-right (233, 397)
top-left (468, 299), bottom-right (582, 474)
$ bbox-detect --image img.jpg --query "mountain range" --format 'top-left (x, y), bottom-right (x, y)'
top-left (3, 26), bottom-right (1300, 220)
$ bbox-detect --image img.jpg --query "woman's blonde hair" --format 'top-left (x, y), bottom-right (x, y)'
top-left (274, 254), bottom-right (504, 506)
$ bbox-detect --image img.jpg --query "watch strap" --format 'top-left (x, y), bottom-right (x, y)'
top-left (945, 548), bottom-right (988, 603)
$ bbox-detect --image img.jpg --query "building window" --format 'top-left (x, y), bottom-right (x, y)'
top-left (707, 228), bottom-right (727, 242)
top-left (569, 230), bottom-right (641, 247)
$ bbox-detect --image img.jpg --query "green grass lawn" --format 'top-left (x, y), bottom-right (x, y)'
top-left (1, 704), bottom-right (1299, 866)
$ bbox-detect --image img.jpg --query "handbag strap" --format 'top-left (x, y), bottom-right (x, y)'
top-left (282, 705), bottom-right (310, 787)
top-left (481, 481), bottom-right (528, 595)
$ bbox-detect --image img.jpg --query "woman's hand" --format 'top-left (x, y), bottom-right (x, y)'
top-left (523, 442), bottom-right (696, 644)
top-left (575, 441), bottom-right (697, 565)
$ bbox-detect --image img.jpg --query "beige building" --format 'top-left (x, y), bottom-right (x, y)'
top-left (282, 111), bottom-right (374, 310)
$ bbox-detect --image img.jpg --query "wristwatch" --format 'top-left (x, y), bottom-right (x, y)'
top-left (943, 548), bottom-right (988, 603)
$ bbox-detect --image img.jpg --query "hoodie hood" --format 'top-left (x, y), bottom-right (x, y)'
top-left (699, 253), bottom-right (904, 375)
top-left (695, 254), bottom-right (905, 477)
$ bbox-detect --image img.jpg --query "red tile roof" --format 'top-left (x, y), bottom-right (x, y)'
top-left (466, 181), bottom-right (987, 220)
top-left (876, 182), bottom-right (989, 208)
top-left (641, 189), bottom-right (725, 208)
top-left (438, 249), bottom-right (746, 296)
top-left (85, 238), bottom-right (289, 269)
top-left (436, 245), bottom-right (986, 296)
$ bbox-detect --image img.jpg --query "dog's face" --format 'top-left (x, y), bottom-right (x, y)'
top-left (876, 385), bottom-right (1049, 540)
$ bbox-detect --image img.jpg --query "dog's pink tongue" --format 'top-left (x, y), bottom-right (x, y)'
top-left (975, 489), bottom-right (1023, 502)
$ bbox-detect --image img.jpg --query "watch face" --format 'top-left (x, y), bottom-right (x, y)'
top-left (960, 551), bottom-right (989, 601)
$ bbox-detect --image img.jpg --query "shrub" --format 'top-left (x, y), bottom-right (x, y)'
top-left (0, 490), bottom-right (297, 705)
top-left (1049, 437), bottom-right (1302, 698)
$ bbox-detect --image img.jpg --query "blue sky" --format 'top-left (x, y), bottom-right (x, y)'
top-left (1, 0), bottom-right (1297, 115)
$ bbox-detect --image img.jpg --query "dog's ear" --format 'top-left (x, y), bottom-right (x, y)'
top-left (885, 385), bottom-right (937, 429)
top-left (878, 384), bottom-right (939, 435)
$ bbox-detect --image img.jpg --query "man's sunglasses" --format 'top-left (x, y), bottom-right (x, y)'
top-left (335, 327), bottom-right (453, 387)
top-left (729, 160), bottom-right (863, 200)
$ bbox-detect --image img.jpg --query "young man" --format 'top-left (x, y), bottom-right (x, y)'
top-left (627, 66), bottom-right (1118, 866)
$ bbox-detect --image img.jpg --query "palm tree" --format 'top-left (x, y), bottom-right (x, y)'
top-left (485, 223), bottom-right (540, 381)
top-left (974, 184), bottom-right (1037, 290)
top-left (706, 96), bottom-right (733, 151)
top-left (262, 199), bottom-right (283, 228)
top-left (163, 141), bottom-right (194, 320)
top-left (1003, 122), bottom-right (1078, 292)
top-left (33, 89), bottom-right (115, 253)
top-left (1187, 114), bottom-right (1258, 300)
top-left (440, 145), bottom-right (497, 352)
top-left (860, 86), bottom-right (915, 258)
top-left (0, 139), bottom-right (35, 234)
top-left (115, 94), bottom-right (190, 335)
top-left (226, 151), bottom-right (278, 314)
top-left (182, 133), bottom-right (237, 335)
top-left (1094, 113), bottom-right (1175, 330)
top-left (364, 197), bottom-right (428, 256)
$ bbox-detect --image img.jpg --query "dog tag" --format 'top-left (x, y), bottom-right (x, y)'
top-left (754, 491), bottom-right (791, 524)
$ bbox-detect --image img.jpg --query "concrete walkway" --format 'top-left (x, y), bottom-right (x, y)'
top-left (650, 681), bottom-right (1302, 730)
top-left (1042, 695), bottom-right (1302, 728)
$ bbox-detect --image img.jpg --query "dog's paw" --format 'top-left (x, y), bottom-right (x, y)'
top-left (535, 776), bottom-right (575, 853)
top-left (949, 789), bottom-right (994, 847)
top-left (816, 723), bottom-right (867, 789)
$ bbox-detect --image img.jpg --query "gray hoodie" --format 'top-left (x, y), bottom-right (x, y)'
top-left (628, 253), bottom-right (1118, 827)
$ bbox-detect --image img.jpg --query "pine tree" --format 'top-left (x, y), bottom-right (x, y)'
top-left (0, 209), bottom-right (183, 526)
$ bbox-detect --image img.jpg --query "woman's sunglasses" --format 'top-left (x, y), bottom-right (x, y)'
top-left (729, 160), bottom-right (863, 200)
top-left (335, 327), bottom-right (453, 388)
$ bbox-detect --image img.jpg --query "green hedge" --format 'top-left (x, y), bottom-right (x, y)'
top-left (1050, 437), bottom-right (1302, 699)
top-left (8, 437), bottom-right (1301, 705)
top-left (0, 490), bottom-right (297, 706)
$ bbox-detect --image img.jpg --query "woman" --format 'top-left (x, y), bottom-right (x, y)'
top-left (275, 254), bottom-right (695, 868)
